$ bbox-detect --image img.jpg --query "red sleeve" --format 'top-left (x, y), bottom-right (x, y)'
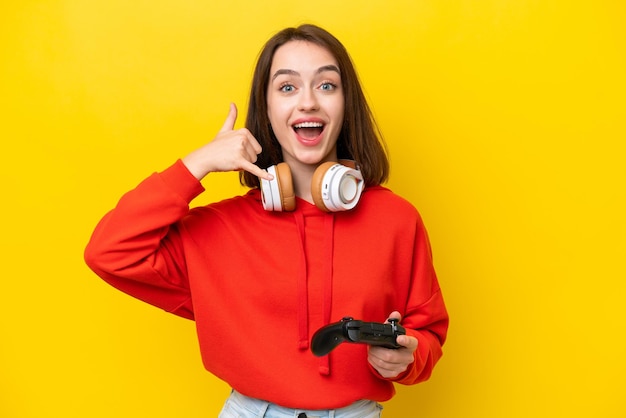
top-left (84, 160), bottom-right (205, 320)
top-left (376, 215), bottom-right (449, 385)
top-left (392, 289), bottom-right (448, 385)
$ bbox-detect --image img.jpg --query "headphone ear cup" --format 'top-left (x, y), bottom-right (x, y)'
top-left (312, 162), bottom-right (364, 212)
top-left (312, 162), bottom-right (338, 212)
top-left (260, 163), bottom-right (296, 211)
top-left (275, 163), bottom-right (296, 211)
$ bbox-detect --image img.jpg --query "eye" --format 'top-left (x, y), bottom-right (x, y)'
top-left (320, 82), bottom-right (337, 91)
top-left (279, 83), bottom-right (296, 93)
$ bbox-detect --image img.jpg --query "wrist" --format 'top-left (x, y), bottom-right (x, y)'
top-left (181, 152), bottom-right (212, 180)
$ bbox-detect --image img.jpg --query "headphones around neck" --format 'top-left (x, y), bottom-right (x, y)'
top-left (260, 160), bottom-right (364, 212)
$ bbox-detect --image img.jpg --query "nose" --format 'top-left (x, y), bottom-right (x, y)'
top-left (297, 87), bottom-right (319, 111)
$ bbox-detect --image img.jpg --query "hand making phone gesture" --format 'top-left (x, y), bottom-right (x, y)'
top-left (182, 103), bottom-right (273, 181)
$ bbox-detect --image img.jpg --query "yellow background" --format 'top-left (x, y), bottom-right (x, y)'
top-left (1, 1), bottom-right (625, 417)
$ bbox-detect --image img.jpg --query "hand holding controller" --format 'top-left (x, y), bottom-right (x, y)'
top-left (311, 316), bottom-right (406, 357)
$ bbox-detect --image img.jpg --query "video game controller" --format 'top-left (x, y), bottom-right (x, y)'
top-left (310, 316), bottom-right (406, 357)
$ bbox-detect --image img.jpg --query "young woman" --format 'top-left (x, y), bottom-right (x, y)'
top-left (85, 24), bottom-right (448, 417)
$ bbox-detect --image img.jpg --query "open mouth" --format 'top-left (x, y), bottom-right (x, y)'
top-left (293, 121), bottom-right (325, 140)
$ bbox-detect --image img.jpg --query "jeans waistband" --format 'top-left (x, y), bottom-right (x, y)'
top-left (218, 390), bottom-right (383, 418)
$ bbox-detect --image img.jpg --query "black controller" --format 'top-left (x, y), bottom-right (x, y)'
top-left (311, 316), bottom-right (406, 357)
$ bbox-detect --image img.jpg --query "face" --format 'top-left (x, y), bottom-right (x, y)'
top-left (267, 40), bottom-right (345, 168)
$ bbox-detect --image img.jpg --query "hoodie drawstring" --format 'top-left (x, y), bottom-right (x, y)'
top-left (293, 210), bottom-right (335, 375)
top-left (293, 211), bottom-right (310, 350)
top-left (318, 215), bottom-right (334, 375)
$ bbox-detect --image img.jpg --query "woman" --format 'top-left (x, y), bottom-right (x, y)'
top-left (85, 24), bottom-right (448, 417)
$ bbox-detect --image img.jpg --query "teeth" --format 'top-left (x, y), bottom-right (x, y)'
top-left (294, 122), bottom-right (323, 129)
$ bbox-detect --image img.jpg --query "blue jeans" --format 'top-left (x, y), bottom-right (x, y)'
top-left (218, 390), bottom-right (383, 418)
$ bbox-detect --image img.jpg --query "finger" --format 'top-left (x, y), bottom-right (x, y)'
top-left (219, 103), bottom-right (238, 133)
top-left (239, 129), bottom-right (263, 158)
top-left (368, 348), bottom-right (409, 378)
top-left (369, 344), bottom-right (410, 362)
top-left (396, 335), bottom-right (418, 351)
top-left (241, 160), bottom-right (273, 181)
top-left (237, 130), bottom-right (266, 174)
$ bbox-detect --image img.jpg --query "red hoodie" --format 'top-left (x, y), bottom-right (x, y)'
top-left (84, 160), bottom-right (448, 409)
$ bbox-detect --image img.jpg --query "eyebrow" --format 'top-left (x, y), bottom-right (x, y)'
top-left (271, 65), bottom-right (341, 81)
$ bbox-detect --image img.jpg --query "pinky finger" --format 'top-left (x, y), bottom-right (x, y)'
top-left (242, 161), bottom-right (273, 181)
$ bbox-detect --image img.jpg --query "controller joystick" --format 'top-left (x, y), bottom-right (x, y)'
top-left (310, 316), bottom-right (406, 357)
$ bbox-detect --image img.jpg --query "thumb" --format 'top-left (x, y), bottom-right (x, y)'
top-left (219, 102), bottom-right (238, 133)
top-left (386, 311), bottom-right (402, 323)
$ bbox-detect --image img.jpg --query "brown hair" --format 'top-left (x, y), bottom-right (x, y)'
top-left (241, 24), bottom-right (389, 188)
